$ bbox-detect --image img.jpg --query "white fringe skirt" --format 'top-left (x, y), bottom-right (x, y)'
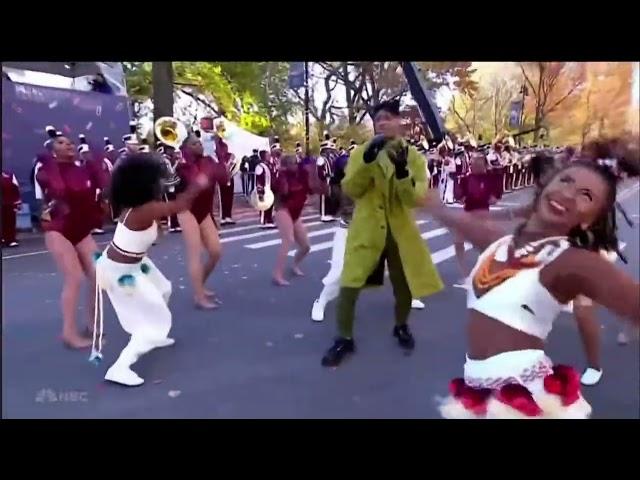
top-left (438, 349), bottom-right (592, 419)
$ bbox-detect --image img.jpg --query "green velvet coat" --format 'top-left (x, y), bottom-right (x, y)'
top-left (340, 139), bottom-right (444, 298)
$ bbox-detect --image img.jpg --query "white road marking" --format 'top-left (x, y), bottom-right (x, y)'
top-left (247, 227), bottom-right (338, 249)
top-left (220, 214), bottom-right (318, 234)
top-left (286, 221), bottom-right (437, 257)
top-left (221, 221), bottom-right (322, 244)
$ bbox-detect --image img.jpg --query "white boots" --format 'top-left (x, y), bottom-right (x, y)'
top-left (105, 336), bottom-right (175, 387)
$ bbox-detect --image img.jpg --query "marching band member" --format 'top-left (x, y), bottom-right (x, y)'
top-left (247, 148), bottom-right (260, 194)
top-left (214, 120), bottom-right (237, 225)
top-left (487, 139), bottom-right (505, 199)
top-left (318, 132), bottom-right (337, 222)
top-left (177, 134), bottom-right (228, 309)
top-left (452, 152), bottom-right (499, 288)
top-left (271, 136), bottom-right (283, 167)
top-left (502, 141), bottom-right (515, 192)
top-left (255, 148), bottom-right (277, 229)
top-left (295, 142), bottom-right (305, 164)
top-left (320, 100), bottom-right (444, 367)
top-left (422, 142), bottom-right (640, 419)
top-left (240, 155), bottom-right (251, 196)
top-left (78, 135), bottom-right (107, 235)
top-left (272, 154), bottom-right (327, 286)
top-left (95, 152), bottom-right (210, 386)
top-left (1, 169), bottom-right (21, 247)
top-left (452, 146), bottom-right (468, 204)
top-left (157, 143), bottom-right (182, 233)
top-left (36, 129), bottom-right (109, 349)
top-left (438, 139), bottom-right (456, 204)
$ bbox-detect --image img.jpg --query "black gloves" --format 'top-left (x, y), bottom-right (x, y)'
top-left (363, 135), bottom-right (387, 163)
top-left (390, 146), bottom-right (409, 179)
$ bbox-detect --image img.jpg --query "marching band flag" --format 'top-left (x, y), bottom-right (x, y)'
top-left (288, 62), bottom-right (305, 89)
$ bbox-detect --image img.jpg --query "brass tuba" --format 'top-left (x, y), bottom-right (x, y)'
top-left (154, 117), bottom-right (188, 150)
top-left (250, 163), bottom-right (275, 211)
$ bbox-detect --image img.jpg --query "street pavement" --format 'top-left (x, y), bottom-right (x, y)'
top-left (2, 184), bottom-right (639, 419)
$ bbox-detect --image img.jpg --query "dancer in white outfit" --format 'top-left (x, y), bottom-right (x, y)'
top-left (91, 153), bottom-right (209, 386)
top-left (421, 146), bottom-right (639, 419)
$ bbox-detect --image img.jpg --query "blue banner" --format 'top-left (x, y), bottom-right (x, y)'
top-left (288, 62), bottom-right (305, 89)
top-left (1, 79), bottom-right (131, 203)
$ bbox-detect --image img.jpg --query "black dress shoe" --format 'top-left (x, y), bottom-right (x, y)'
top-left (321, 338), bottom-right (355, 367)
top-left (393, 325), bottom-right (415, 350)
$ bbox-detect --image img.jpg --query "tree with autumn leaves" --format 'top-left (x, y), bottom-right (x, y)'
top-left (445, 62), bottom-right (636, 146)
top-left (125, 61), bottom-right (478, 152)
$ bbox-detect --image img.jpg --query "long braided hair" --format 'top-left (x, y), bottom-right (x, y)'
top-left (523, 138), bottom-right (639, 263)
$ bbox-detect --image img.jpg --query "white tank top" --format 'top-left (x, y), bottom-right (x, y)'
top-left (110, 209), bottom-right (158, 257)
top-left (467, 235), bottom-right (571, 340)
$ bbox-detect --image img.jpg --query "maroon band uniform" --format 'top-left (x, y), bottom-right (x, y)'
top-left (215, 135), bottom-right (235, 224)
top-left (35, 154), bottom-right (108, 245)
top-left (1, 171), bottom-right (21, 246)
top-left (273, 165), bottom-right (311, 223)
top-left (177, 151), bottom-right (228, 225)
top-left (255, 153), bottom-right (277, 228)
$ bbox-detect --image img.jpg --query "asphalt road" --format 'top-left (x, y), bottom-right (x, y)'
top-left (2, 185), bottom-right (639, 419)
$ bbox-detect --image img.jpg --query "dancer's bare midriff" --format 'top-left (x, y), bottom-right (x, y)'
top-left (467, 310), bottom-right (544, 360)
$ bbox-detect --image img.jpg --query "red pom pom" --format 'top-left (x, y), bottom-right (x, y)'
top-left (544, 365), bottom-right (580, 406)
top-left (449, 378), bottom-right (466, 397)
top-left (448, 378), bottom-right (491, 415)
top-left (497, 384), bottom-right (542, 417)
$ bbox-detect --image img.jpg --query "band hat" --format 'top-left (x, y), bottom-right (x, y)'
top-left (122, 121), bottom-right (139, 144)
top-left (104, 137), bottom-right (115, 152)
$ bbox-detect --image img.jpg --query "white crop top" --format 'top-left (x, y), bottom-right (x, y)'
top-left (467, 235), bottom-right (571, 340)
top-left (110, 209), bottom-right (158, 258)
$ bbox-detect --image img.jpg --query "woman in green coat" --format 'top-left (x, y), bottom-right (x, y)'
top-left (322, 100), bottom-right (444, 367)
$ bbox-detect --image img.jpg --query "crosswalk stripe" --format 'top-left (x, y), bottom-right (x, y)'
top-left (431, 243), bottom-right (473, 264)
top-left (286, 221), bottom-right (438, 257)
top-left (220, 222), bottom-right (322, 244)
top-left (247, 227), bottom-right (338, 249)
top-left (220, 214), bottom-right (318, 235)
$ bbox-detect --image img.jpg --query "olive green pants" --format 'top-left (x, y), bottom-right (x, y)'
top-left (336, 230), bottom-right (412, 339)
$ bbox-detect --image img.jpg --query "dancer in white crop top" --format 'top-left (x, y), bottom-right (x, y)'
top-left (91, 153), bottom-right (209, 387)
top-left (421, 145), bottom-right (639, 419)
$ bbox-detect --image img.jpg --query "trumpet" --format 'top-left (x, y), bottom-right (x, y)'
top-left (155, 116), bottom-right (188, 150)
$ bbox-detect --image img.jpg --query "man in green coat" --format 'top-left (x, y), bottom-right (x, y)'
top-left (321, 99), bottom-right (444, 367)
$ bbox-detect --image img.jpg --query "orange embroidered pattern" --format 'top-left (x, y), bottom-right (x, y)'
top-left (473, 246), bottom-right (540, 291)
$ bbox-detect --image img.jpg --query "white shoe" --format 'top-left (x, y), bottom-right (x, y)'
top-left (411, 299), bottom-right (425, 310)
top-left (8, 241), bottom-right (19, 247)
top-left (580, 367), bottom-right (603, 386)
top-left (320, 215), bottom-right (335, 222)
top-left (92, 228), bottom-right (105, 235)
top-left (225, 218), bottom-right (236, 225)
top-left (311, 299), bottom-right (325, 322)
top-left (152, 337), bottom-right (175, 348)
top-left (220, 219), bottom-right (229, 225)
top-left (105, 366), bottom-right (145, 387)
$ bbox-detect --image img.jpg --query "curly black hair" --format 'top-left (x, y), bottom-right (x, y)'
top-left (109, 153), bottom-right (166, 218)
top-left (521, 138), bottom-right (639, 263)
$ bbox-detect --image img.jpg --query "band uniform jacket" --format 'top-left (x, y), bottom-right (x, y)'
top-left (340, 139), bottom-right (444, 298)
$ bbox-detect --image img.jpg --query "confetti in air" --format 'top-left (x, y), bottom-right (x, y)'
top-left (294, 333), bottom-right (304, 339)
top-left (48, 101), bottom-right (58, 109)
top-left (86, 122), bottom-right (93, 130)
top-left (168, 390), bottom-right (181, 398)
